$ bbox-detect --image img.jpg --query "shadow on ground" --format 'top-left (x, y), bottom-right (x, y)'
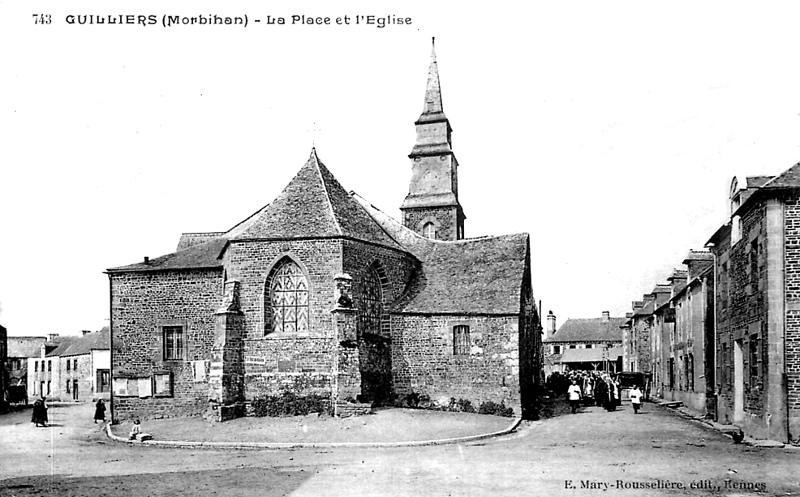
top-left (0, 467), bottom-right (312, 497)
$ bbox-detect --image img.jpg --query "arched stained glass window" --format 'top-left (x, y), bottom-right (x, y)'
top-left (422, 222), bottom-right (436, 240)
top-left (269, 259), bottom-right (309, 334)
top-left (359, 267), bottom-right (383, 337)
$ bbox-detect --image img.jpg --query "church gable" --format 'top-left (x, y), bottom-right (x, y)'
top-left (236, 150), bottom-right (343, 240)
top-left (236, 149), bottom-right (403, 251)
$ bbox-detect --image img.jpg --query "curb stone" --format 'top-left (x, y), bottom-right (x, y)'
top-left (661, 403), bottom-right (789, 448)
top-left (105, 416), bottom-right (522, 450)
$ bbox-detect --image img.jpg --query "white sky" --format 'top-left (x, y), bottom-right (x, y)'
top-left (2, 1), bottom-right (800, 336)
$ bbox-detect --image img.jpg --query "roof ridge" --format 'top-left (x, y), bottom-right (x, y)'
top-left (312, 148), bottom-right (344, 236)
top-left (348, 191), bottom-right (407, 249)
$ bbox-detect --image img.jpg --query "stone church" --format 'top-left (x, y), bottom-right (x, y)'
top-left (107, 42), bottom-right (541, 422)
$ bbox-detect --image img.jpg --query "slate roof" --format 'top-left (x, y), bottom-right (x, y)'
top-left (559, 346), bottom-right (623, 364)
top-left (683, 249), bottom-right (713, 263)
top-left (760, 163), bottom-right (800, 189)
top-left (352, 194), bottom-right (528, 315)
top-left (544, 317), bottom-right (626, 343)
top-left (60, 330), bottom-right (110, 357)
top-left (235, 150), bottom-right (403, 252)
top-left (731, 164), bottom-right (800, 219)
top-left (747, 176), bottom-right (774, 188)
top-left (45, 336), bottom-right (80, 358)
top-left (108, 149), bottom-right (404, 273)
top-left (633, 300), bottom-right (655, 317)
top-left (7, 337), bottom-right (47, 358)
top-left (108, 238), bottom-right (228, 273)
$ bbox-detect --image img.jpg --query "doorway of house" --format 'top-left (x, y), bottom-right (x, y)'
top-left (734, 339), bottom-right (744, 424)
top-left (72, 380), bottom-right (79, 401)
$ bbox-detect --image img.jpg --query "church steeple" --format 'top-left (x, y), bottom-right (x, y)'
top-left (401, 38), bottom-right (465, 241)
top-left (419, 38), bottom-right (445, 122)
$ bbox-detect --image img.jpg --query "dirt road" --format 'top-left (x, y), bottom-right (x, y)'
top-left (1, 400), bottom-right (798, 496)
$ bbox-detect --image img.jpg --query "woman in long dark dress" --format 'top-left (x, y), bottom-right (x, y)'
top-left (31, 399), bottom-right (42, 426)
top-left (94, 399), bottom-right (106, 423)
top-left (31, 398), bottom-right (47, 427)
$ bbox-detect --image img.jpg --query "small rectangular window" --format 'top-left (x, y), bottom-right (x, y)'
top-left (750, 240), bottom-right (759, 286)
top-left (721, 343), bottom-right (729, 388)
top-left (749, 335), bottom-right (759, 383)
top-left (453, 325), bottom-right (470, 355)
top-left (67, 360), bottom-right (71, 371)
top-left (48, 360), bottom-right (52, 372)
top-left (154, 373), bottom-right (172, 396)
top-left (74, 359), bottom-right (78, 370)
top-left (66, 380), bottom-right (71, 393)
top-left (163, 326), bottom-right (184, 360)
top-left (34, 361), bottom-right (38, 372)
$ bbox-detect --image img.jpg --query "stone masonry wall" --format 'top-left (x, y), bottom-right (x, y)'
top-left (714, 202), bottom-right (769, 435)
top-left (342, 239), bottom-right (418, 339)
top-left (403, 206), bottom-right (458, 241)
top-left (111, 269), bottom-right (223, 422)
top-left (783, 196), bottom-right (800, 440)
top-left (227, 239), bottom-right (341, 404)
top-left (391, 314), bottom-right (523, 416)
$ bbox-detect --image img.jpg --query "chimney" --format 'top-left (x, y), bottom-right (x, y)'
top-left (144, 256), bottom-right (150, 264)
top-left (82, 330), bottom-right (91, 336)
top-left (47, 333), bottom-right (58, 342)
top-left (546, 311), bottom-right (556, 339)
top-left (601, 311), bottom-right (610, 322)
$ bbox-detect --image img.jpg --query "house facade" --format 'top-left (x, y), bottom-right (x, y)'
top-left (107, 43), bottom-right (541, 423)
top-left (27, 330), bottom-right (110, 402)
top-left (626, 164), bottom-right (800, 443)
top-left (6, 336), bottom-right (47, 404)
top-left (543, 311), bottom-right (625, 375)
top-left (707, 168), bottom-right (800, 443)
top-left (648, 257), bottom-right (716, 416)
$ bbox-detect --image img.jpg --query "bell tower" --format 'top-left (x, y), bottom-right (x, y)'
top-left (400, 38), bottom-right (465, 241)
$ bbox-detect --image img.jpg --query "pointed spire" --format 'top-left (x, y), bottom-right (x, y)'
top-left (419, 37), bottom-right (446, 122)
top-left (308, 146), bottom-right (319, 165)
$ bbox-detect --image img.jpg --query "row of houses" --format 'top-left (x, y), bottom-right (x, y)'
top-left (623, 162), bottom-right (800, 444)
top-left (1, 329), bottom-right (110, 405)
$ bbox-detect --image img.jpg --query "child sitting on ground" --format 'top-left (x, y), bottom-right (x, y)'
top-left (128, 419), bottom-right (152, 441)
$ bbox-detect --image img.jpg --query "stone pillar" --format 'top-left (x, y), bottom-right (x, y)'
top-left (765, 199), bottom-right (788, 442)
top-left (331, 274), bottom-right (360, 414)
top-left (207, 279), bottom-right (246, 422)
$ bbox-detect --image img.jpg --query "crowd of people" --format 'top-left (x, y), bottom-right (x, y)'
top-left (547, 370), bottom-right (642, 414)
